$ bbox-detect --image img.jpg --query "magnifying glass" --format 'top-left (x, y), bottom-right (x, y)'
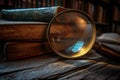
top-left (47, 10), bottom-right (120, 62)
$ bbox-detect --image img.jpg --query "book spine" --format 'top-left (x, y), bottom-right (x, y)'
top-left (96, 5), bottom-right (103, 24)
top-left (81, 0), bottom-right (85, 11)
top-left (28, 0), bottom-right (32, 8)
top-left (14, 0), bottom-right (19, 8)
top-left (26, 0), bottom-right (29, 8)
top-left (54, 0), bottom-right (58, 6)
top-left (77, 0), bottom-right (80, 10)
top-left (113, 6), bottom-right (119, 22)
top-left (40, 0), bottom-right (43, 7)
top-left (60, 0), bottom-right (63, 6)
top-left (85, 2), bottom-right (94, 18)
top-left (33, 0), bottom-right (36, 7)
top-left (36, 0), bottom-right (40, 7)
top-left (42, 0), bottom-right (46, 7)
top-left (47, 0), bottom-right (51, 7)
top-left (22, 0), bottom-right (26, 8)
top-left (0, 23), bottom-right (48, 41)
top-left (119, 10), bottom-right (120, 22)
top-left (17, 0), bottom-right (21, 8)
top-left (62, 0), bottom-right (66, 7)
top-left (65, 0), bottom-right (72, 8)
top-left (4, 42), bottom-right (52, 61)
top-left (58, 0), bottom-right (62, 6)
top-left (74, 0), bottom-right (78, 9)
top-left (51, 0), bottom-right (54, 6)
top-left (20, 0), bottom-right (23, 8)
top-left (8, 0), bottom-right (13, 7)
top-left (1, 6), bottom-right (65, 22)
top-left (31, 0), bottom-right (33, 7)
top-left (102, 9), bottom-right (107, 24)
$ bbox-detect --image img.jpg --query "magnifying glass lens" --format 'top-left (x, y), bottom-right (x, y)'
top-left (47, 10), bottom-right (96, 58)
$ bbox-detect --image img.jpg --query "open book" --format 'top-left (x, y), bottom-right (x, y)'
top-left (98, 33), bottom-right (120, 52)
top-left (98, 33), bottom-right (120, 44)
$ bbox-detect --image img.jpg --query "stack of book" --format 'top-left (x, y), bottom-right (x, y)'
top-left (0, 6), bottom-right (65, 61)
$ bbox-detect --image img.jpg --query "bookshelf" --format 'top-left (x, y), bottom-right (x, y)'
top-left (0, 0), bottom-right (120, 35)
top-left (109, 0), bottom-right (120, 34)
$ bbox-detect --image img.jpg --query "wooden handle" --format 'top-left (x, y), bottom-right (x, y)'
top-left (92, 42), bottom-right (120, 62)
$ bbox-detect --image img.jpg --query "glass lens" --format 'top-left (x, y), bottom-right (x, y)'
top-left (47, 10), bottom-right (96, 58)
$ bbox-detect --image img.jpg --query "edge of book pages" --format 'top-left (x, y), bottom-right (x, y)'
top-left (98, 33), bottom-right (120, 44)
top-left (0, 20), bottom-right (48, 25)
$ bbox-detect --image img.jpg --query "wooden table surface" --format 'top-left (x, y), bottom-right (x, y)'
top-left (0, 50), bottom-right (120, 80)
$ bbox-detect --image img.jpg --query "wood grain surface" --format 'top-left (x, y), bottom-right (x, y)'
top-left (0, 51), bottom-right (119, 80)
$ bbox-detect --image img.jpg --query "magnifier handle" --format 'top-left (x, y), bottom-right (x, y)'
top-left (93, 42), bottom-right (120, 62)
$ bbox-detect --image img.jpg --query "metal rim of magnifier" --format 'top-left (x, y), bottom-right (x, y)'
top-left (47, 9), bottom-right (96, 58)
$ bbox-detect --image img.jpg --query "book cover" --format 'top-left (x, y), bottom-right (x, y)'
top-left (98, 33), bottom-right (120, 44)
top-left (1, 6), bottom-right (66, 22)
top-left (0, 20), bottom-right (48, 41)
top-left (4, 42), bottom-right (52, 60)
